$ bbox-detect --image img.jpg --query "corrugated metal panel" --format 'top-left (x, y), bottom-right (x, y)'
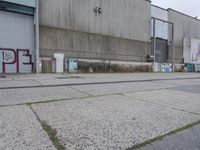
top-left (2, 0), bottom-right (36, 7)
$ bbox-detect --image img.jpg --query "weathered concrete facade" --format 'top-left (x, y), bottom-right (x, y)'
top-left (39, 0), bottom-right (152, 73)
top-left (39, 0), bottom-right (151, 42)
top-left (40, 27), bottom-right (150, 62)
top-left (1, 0), bottom-right (200, 73)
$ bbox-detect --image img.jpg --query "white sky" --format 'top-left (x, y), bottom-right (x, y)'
top-left (152, 0), bottom-right (200, 18)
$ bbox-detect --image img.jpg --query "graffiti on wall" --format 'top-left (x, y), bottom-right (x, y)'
top-left (161, 63), bottom-right (172, 73)
top-left (0, 48), bottom-right (34, 73)
top-left (192, 47), bottom-right (200, 63)
top-left (191, 38), bottom-right (200, 64)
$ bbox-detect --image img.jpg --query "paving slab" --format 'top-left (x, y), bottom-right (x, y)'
top-left (153, 79), bottom-right (200, 86)
top-left (0, 105), bottom-right (56, 150)
top-left (32, 95), bottom-right (200, 150)
top-left (35, 78), bottom-right (88, 86)
top-left (1, 73), bottom-right (199, 88)
top-left (138, 124), bottom-right (200, 150)
top-left (0, 80), bottom-right (40, 88)
top-left (171, 84), bottom-right (200, 94)
top-left (0, 86), bottom-right (88, 106)
top-left (125, 89), bottom-right (200, 114)
top-left (34, 74), bottom-right (200, 87)
top-left (71, 82), bottom-right (177, 96)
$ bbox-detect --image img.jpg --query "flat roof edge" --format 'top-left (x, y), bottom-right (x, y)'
top-left (168, 8), bottom-right (200, 22)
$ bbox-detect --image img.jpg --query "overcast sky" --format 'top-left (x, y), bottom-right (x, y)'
top-left (152, 0), bottom-right (200, 18)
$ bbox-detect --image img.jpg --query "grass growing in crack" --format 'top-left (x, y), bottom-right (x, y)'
top-left (29, 105), bottom-right (65, 150)
top-left (41, 121), bottom-right (65, 150)
top-left (127, 120), bottom-right (200, 150)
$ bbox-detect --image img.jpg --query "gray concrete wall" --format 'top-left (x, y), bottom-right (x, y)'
top-left (40, 26), bottom-right (150, 62)
top-left (168, 9), bottom-right (200, 63)
top-left (39, 0), bottom-right (151, 42)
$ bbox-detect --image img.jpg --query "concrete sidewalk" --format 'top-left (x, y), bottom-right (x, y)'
top-left (0, 73), bottom-right (200, 150)
top-left (0, 73), bottom-right (200, 89)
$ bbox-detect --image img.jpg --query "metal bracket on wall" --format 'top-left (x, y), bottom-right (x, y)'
top-left (94, 6), bottom-right (102, 14)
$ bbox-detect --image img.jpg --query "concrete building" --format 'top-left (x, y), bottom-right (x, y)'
top-left (0, 0), bottom-right (200, 73)
top-left (152, 5), bottom-right (200, 72)
top-left (39, 0), bottom-right (151, 73)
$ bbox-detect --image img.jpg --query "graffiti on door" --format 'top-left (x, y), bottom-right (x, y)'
top-left (0, 48), bottom-right (34, 73)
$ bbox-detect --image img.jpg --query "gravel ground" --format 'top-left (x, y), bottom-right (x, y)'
top-left (32, 95), bottom-right (200, 150)
top-left (0, 105), bottom-right (56, 150)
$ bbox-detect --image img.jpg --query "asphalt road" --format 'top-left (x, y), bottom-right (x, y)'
top-left (138, 124), bottom-right (200, 150)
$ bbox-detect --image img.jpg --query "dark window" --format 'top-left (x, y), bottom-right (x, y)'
top-left (0, 1), bottom-right (34, 15)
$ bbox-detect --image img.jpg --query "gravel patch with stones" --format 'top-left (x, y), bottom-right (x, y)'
top-left (0, 105), bottom-right (56, 150)
top-left (32, 95), bottom-right (200, 150)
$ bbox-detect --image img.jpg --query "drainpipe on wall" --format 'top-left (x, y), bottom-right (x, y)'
top-left (172, 23), bottom-right (175, 72)
top-left (153, 18), bottom-right (156, 63)
top-left (35, 0), bottom-right (40, 73)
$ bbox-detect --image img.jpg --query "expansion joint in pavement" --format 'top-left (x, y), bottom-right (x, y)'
top-left (122, 94), bottom-right (200, 116)
top-left (126, 120), bottom-right (200, 150)
top-left (29, 105), bottom-right (65, 150)
top-left (122, 87), bottom-right (174, 95)
top-left (33, 79), bottom-right (44, 86)
top-left (0, 93), bottom-right (121, 108)
top-left (67, 86), bottom-right (94, 97)
top-left (172, 108), bottom-right (200, 116)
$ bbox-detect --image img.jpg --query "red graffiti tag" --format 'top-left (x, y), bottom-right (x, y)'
top-left (0, 48), bottom-right (16, 73)
top-left (0, 48), bottom-right (34, 73)
top-left (16, 49), bottom-right (34, 73)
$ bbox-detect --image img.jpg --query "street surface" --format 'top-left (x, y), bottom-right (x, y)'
top-left (0, 73), bottom-right (200, 150)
